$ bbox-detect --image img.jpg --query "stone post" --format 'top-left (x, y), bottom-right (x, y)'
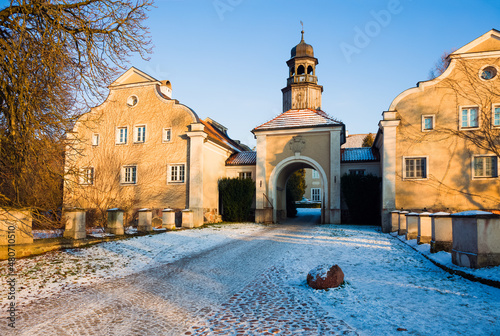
top-left (162, 209), bottom-right (176, 230)
top-left (398, 211), bottom-right (409, 235)
top-left (137, 208), bottom-right (153, 232)
top-left (418, 212), bottom-right (432, 244)
top-left (430, 212), bottom-right (452, 253)
top-left (390, 210), bottom-right (400, 232)
top-left (379, 114), bottom-right (401, 233)
top-left (406, 212), bottom-right (419, 240)
top-left (182, 209), bottom-right (194, 229)
top-left (451, 211), bottom-right (500, 268)
top-left (0, 209), bottom-right (33, 245)
top-left (186, 123), bottom-right (208, 228)
top-left (63, 208), bottom-right (86, 240)
top-left (106, 208), bottom-right (124, 235)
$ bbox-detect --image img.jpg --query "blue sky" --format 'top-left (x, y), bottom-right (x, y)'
top-left (4, 0), bottom-right (500, 147)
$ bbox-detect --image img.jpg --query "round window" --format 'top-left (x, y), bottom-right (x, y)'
top-left (480, 66), bottom-right (497, 80)
top-left (127, 95), bottom-right (138, 107)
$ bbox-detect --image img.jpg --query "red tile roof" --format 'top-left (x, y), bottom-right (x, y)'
top-left (226, 151), bottom-right (257, 166)
top-left (252, 109), bottom-right (341, 132)
top-left (200, 119), bottom-right (246, 152)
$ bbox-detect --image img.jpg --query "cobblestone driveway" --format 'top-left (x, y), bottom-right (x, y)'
top-left (3, 217), bottom-right (357, 335)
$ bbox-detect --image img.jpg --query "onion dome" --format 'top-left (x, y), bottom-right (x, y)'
top-left (291, 30), bottom-right (314, 58)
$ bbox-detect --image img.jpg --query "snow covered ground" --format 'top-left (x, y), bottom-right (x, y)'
top-left (2, 209), bottom-right (499, 335)
top-left (1, 223), bottom-right (265, 309)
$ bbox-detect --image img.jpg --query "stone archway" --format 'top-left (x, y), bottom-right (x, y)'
top-left (269, 155), bottom-right (329, 224)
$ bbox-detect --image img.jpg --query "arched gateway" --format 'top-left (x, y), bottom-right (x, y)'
top-left (252, 31), bottom-right (345, 224)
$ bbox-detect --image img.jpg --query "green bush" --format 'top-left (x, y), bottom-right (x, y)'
top-left (218, 177), bottom-right (256, 222)
top-left (341, 173), bottom-right (381, 225)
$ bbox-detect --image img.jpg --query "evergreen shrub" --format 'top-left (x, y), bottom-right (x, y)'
top-left (341, 173), bottom-right (381, 225)
top-left (218, 177), bottom-right (256, 222)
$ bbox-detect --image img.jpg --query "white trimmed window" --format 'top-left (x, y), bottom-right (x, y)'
top-left (312, 170), bottom-right (320, 179)
top-left (461, 107), bottom-right (479, 128)
top-left (122, 165), bottom-right (137, 184)
top-left (80, 167), bottom-right (94, 185)
top-left (311, 188), bottom-right (321, 202)
top-left (473, 156), bottom-right (498, 178)
top-left (239, 172), bottom-right (252, 179)
top-left (494, 106), bottom-right (500, 127)
top-left (422, 115), bottom-right (435, 131)
top-left (92, 133), bottom-right (100, 146)
top-left (116, 127), bottom-right (128, 144)
top-left (168, 164), bottom-right (185, 183)
top-left (404, 157), bottom-right (427, 179)
top-left (134, 125), bottom-right (146, 143)
top-left (163, 128), bottom-right (172, 143)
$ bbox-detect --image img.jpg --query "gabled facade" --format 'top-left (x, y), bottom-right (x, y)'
top-left (63, 67), bottom-right (248, 226)
top-left (377, 29), bottom-right (500, 232)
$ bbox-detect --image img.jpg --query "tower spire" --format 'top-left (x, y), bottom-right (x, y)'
top-left (300, 21), bottom-right (304, 41)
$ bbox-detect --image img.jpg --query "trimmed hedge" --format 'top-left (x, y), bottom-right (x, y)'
top-left (218, 177), bottom-right (256, 222)
top-left (341, 173), bottom-right (381, 225)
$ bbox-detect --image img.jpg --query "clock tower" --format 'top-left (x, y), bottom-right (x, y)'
top-left (282, 30), bottom-right (323, 111)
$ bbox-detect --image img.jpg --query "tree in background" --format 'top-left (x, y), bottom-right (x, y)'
top-left (0, 0), bottom-right (152, 226)
top-left (218, 178), bottom-right (255, 222)
top-left (428, 49), bottom-right (456, 80)
top-left (362, 133), bottom-right (374, 147)
top-left (286, 169), bottom-right (306, 217)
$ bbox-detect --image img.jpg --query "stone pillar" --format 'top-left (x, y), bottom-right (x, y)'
top-left (329, 130), bottom-right (341, 224)
top-left (0, 209), bottom-right (33, 245)
top-left (182, 209), bottom-right (194, 229)
top-left (398, 211), bottom-right (409, 235)
top-left (390, 210), bottom-right (400, 232)
top-left (418, 212), bottom-right (432, 244)
top-left (63, 208), bottom-right (86, 240)
top-left (162, 209), bottom-right (176, 230)
top-left (406, 212), bottom-right (419, 240)
top-left (430, 212), bottom-right (452, 253)
top-left (186, 123), bottom-right (208, 228)
top-left (106, 208), bottom-right (124, 235)
top-left (379, 114), bottom-right (401, 233)
top-left (255, 134), bottom-right (268, 223)
top-left (137, 208), bottom-right (153, 232)
top-left (451, 211), bottom-right (500, 268)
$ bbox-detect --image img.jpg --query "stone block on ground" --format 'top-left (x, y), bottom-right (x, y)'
top-left (162, 209), bottom-right (176, 230)
top-left (106, 209), bottom-right (124, 235)
top-left (391, 210), bottom-right (400, 232)
top-left (182, 209), bottom-right (194, 229)
top-left (137, 209), bottom-right (153, 232)
top-left (63, 209), bottom-right (86, 240)
top-left (431, 212), bottom-right (452, 253)
top-left (406, 212), bottom-right (419, 240)
top-left (418, 212), bottom-right (432, 244)
top-left (307, 264), bottom-right (344, 289)
top-left (398, 211), bottom-right (409, 235)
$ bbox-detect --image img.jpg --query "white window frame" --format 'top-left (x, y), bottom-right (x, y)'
top-left (116, 126), bottom-right (128, 145)
top-left (80, 167), bottom-right (94, 185)
top-left (493, 104), bottom-right (500, 128)
top-left (163, 128), bottom-right (172, 143)
top-left (312, 170), bottom-right (320, 179)
top-left (239, 172), bottom-right (252, 179)
top-left (472, 155), bottom-right (498, 179)
top-left (459, 106), bottom-right (480, 130)
top-left (134, 125), bottom-right (147, 143)
top-left (421, 115), bottom-right (435, 132)
top-left (92, 133), bottom-right (100, 146)
top-left (122, 165), bottom-right (137, 184)
top-left (168, 164), bottom-right (186, 184)
top-left (311, 188), bottom-right (321, 202)
top-left (403, 156), bottom-right (428, 180)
